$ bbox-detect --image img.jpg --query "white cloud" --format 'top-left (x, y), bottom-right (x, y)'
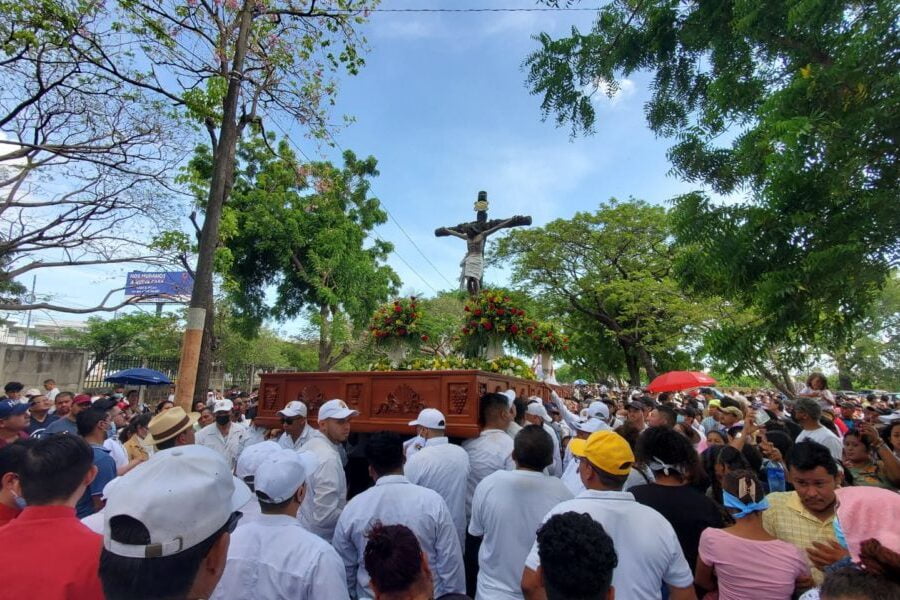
top-left (588, 77), bottom-right (636, 106)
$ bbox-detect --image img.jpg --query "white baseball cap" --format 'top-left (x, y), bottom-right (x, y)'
top-left (212, 398), bottom-right (234, 413)
top-left (103, 445), bottom-right (251, 558)
top-left (254, 449), bottom-right (319, 504)
top-left (573, 418), bottom-right (606, 433)
top-left (501, 389), bottom-right (516, 408)
top-left (317, 399), bottom-right (359, 421)
top-left (408, 408), bottom-right (446, 429)
top-left (587, 401), bottom-right (609, 420)
top-left (235, 441), bottom-right (280, 481)
top-left (526, 402), bottom-right (551, 424)
top-left (277, 401), bottom-right (307, 419)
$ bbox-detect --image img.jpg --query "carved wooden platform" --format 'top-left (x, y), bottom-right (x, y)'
top-left (256, 370), bottom-right (553, 438)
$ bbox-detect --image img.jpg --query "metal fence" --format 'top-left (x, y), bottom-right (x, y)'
top-left (82, 355), bottom-right (287, 398)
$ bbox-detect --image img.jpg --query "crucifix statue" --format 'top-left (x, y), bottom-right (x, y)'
top-left (434, 191), bottom-right (532, 295)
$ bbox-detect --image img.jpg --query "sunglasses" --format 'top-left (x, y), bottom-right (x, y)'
top-left (281, 417), bottom-right (295, 425)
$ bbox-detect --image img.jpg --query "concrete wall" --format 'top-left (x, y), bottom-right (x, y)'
top-left (0, 344), bottom-right (89, 393)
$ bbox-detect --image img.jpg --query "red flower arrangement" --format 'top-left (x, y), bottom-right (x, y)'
top-left (526, 320), bottom-right (570, 355)
top-left (460, 290), bottom-right (528, 353)
top-left (369, 297), bottom-right (422, 346)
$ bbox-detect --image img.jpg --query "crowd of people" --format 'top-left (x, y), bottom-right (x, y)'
top-left (0, 373), bottom-right (898, 600)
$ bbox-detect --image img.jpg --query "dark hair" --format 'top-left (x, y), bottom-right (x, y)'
top-left (882, 422), bottom-right (900, 451)
top-left (155, 436), bottom-right (178, 451)
top-left (100, 514), bottom-right (229, 600)
top-left (364, 522), bottom-right (424, 594)
top-left (680, 406), bottom-right (698, 419)
top-left (56, 391), bottom-right (74, 401)
top-left (256, 490), bottom-right (294, 514)
top-left (843, 429), bottom-right (871, 451)
top-left (763, 429), bottom-right (793, 460)
top-left (119, 413), bottom-right (152, 444)
top-left (720, 395), bottom-right (742, 411)
top-left (635, 426), bottom-right (699, 480)
top-left (513, 397), bottom-right (528, 425)
top-left (126, 390), bottom-right (139, 400)
top-left (723, 469), bottom-right (765, 504)
top-left (537, 512), bottom-right (617, 600)
top-left (513, 425), bottom-right (554, 472)
top-left (155, 400), bottom-right (174, 415)
top-left (0, 439), bottom-right (33, 477)
top-left (788, 440), bottom-right (838, 475)
top-left (478, 393), bottom-right (510, 427)
top-left (614, 422), bottom-right (641, 451)
top-left (705, 430), bottom-right (729, 444)
top-left (365, 431), bottom-right (404, 477)
top-left (20, 434), bottom-right (93, 504)
top-left (806, 372), bottom-right (829, 389)
top-left (4, 381), bottom-right (23, 393)
top-left (717, 445), bottom-right (750, 473)
top-left (819, 567), bottom-right (900, 600)
top-left (654, 405), bottom-right (677, 428)
top-left (76, 407), bottom-right (109, 437)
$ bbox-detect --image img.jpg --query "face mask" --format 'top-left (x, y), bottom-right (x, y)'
top-left (215, 414), bottom-right (231, 426)
top-left (833, 516), bottom-right (848, 549)
top-left (676, 414), bottom-right (685, 424)
top-left (11, 491), bottom-right (25, 510)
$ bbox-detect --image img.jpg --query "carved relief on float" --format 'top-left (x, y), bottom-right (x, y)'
top-left (300, 385), bottom-right (325, 412)
top-left (448, 383), bottom-right (469, 415)
top-left (375, 383), bottom-right (425, 415)
top-left (262, 384), bottom-right (280, 410)
top-left (345, 383), bottom-right (363, 410)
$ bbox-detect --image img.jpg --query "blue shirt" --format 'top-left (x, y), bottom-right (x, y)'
top-left (45, 417), bottom-right (79, 436)
top-left (76, 445), bottom-right (116, 518)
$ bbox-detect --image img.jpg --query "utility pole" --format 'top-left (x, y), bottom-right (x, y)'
top-left (22, 276), bottom-right (36, 346)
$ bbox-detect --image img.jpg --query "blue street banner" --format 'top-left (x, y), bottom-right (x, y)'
top-left (125, 271), bottom-right (194, 303)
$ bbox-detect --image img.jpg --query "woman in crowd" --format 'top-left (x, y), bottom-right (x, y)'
top-left (154, 399), bottom-right (174, 414)
top-left (631, 427), bottom-right (724, 574)
top-left (121, 413), bottom-right (153, 463)
top-left (799, 373), bottom-right (835, 406)
top-left (841, 424), bottom-right (900, 490)
top-left (706, 430), bottom-right (728, 447)
top-left (695, 470), bottom-right (812, 599)
top-left (880, 420), bottom-right (900, 459)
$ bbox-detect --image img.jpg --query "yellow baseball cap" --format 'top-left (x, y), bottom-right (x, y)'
top-left (568, 431), bottom-right (635, 476)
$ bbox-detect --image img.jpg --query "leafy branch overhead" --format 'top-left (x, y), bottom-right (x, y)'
top-left (526, 0), bottom-right (900, 352)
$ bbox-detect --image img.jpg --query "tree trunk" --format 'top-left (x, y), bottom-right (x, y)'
top-left (618, 340), bottom-right (641, 387)
top-left (752, 360), bottom-right (795, 398)
top-left (177, 0), bottom-right (254, 401)
top-left (317, 304), bottom-right (332, 372)
top-left (193, 287), bottom-right (215, 405)
top-left (635, 345), bottom-right (658, 382)
top-left (833, 351), bottom-right (854, 390)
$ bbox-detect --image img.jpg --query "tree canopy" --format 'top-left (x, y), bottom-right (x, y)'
top-left (526, 0), bottom-right (899, 355)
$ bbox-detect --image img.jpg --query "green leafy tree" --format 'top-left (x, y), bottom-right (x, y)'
top-left (42, 313), bottom-right (182, 376)
top-left (526, 0), bottom-right (899, 355)
top-left (493, 199), bottom-right (709, 386)
top-left (205, 134), bottom-right (399, 371)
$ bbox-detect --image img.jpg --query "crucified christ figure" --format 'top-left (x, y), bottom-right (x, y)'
top-left (434, 191), bottom-right (532, 296)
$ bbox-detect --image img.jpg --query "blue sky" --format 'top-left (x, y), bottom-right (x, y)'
top-left (22, 1), bottom-right (715, 333)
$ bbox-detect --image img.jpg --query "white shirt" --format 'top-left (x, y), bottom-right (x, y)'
top-left (332, 475), bottom-right (465, 600)
top-left (404, 435), bottom-right (425, 458)
top-left (462, 429), bottom-right (514, 516)
top-left (469, 469), bottom-right (573, 600)
top-left (103, 437), bottom-right (128, 470)
top-left (405, 436), bottom-right (470, 547)
top-left (236, 496), bottom-right (263, 528)
top-left (297, 434), bottom-right (346, 542)
top-left (525, 490), bottom-right (693, 600)
top-left (541, 422), bottom-right (563, 478)
top-left (560, 457), bottom-right (584, 496)
top-left (211, 513), bottom-right (349, 600)
top-left (506, 421), bottom-right (522, 438)
top-left (277, 425), bottom-right (324, 451)
top-left (46, 388), bottom-right (60, 403)
top-left (195, 422), bottom-right (250, 469)
top-left (796, 426), bottom-right (844, 462)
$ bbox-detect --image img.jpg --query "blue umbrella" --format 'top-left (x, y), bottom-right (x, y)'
top-left (573, 379), bottom-right (588, 385)
top-left (105, 367), bottom-right (173, 386)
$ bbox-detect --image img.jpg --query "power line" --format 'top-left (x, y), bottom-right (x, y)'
top-left (336, 7), bottom-right (601, 13)
top-left (264, 116), bottom-right (440, 294)
top-left (321, 129), bottom-right (455, 290)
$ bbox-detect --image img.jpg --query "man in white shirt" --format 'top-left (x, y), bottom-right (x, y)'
top-left (461, 392), bottom-right (516, 596)
top-left (212, 448), bottom-right (349, 600)
top-left (276, 401), bottom-right (323, 450)
top-left (521, 430), bottom-right (696, 600)
top-left (551, 391), bottom-right (611, 435)
top-left (233, 440), bottom-right (281, 527)
top-left (469, 425), bottom-right (573, 600)
top-left (42, 379), bottom-right (60, 404)
top-left (195, 399), bottom-right (249, 469)
top-left (524, 400), bottom-right (562, 478)
top-left (404, 408), bottom-right (470, 548)
top-left (559, 418), bottom-right (604, 496)
top-left (793, 397), bottom-right (844, 462)
top-left (332, 432), bottom-right (465, 600)
top-left (298, 398), bottom-right (356, 542)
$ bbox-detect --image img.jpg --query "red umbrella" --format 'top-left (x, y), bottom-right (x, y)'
top-left (647, 371), bottom-right (717, 393)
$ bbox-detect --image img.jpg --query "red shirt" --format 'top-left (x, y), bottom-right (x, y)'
top-left (0, 502), bottom-right (20, 528)
top-left (0, 431), bottom-right (27, 449)
top-left (0, 505), bottom-right (104, 599)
